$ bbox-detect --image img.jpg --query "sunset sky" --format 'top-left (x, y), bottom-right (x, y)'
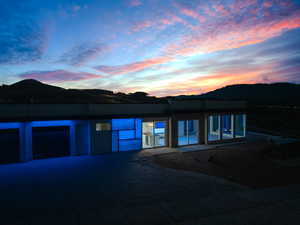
top-left (1, 0), bottom-right (300, 96)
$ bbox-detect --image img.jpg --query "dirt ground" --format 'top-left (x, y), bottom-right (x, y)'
top-left (152, 141), bottom-right (300, 189)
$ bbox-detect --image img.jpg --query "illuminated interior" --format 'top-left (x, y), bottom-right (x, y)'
top-left (178, 120), bottom-right (199, 146)
top-left (112, 118), bottom-right (142, 152)
top-left (142, 121), bottom-right (167, 149)
top-left (222, 115), bottom-right (234, 139)
top-left (208, 115), bottom-right (221, 141)
top-left (235, 114), bottom-right (246, 138)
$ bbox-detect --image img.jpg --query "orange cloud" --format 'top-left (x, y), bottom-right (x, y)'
top-left (147, 61), bottom-right (279, 96)
top-left (149, 71), bottom-right (262, 96)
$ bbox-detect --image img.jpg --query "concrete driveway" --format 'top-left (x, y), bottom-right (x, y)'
top-left (1, 150), bottom-right (300, 225)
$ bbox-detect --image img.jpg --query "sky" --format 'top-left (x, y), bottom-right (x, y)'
top-left (0, 0), bottom-right (300, 96)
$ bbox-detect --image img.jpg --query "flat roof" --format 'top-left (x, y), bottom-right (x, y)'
top-left (0, 100), bottom-right (247, 122)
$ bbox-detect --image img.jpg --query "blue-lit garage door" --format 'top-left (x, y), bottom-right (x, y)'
top-left (112, 118), bottom-right (142, 152)
top-left (32, 126), bottom-right (70, 159)
top-left (0, 129), bottom-right (20, 164)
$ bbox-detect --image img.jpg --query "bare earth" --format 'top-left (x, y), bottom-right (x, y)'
top-left (153, 141), bottom-right (300, 188)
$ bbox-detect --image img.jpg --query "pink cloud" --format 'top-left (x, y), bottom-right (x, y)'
top-left (229, 0), bottom-right (257, 12)
top-left (213, 4), bottom-right (230, 17)
top-left (263, 1), bottom-right (273, 8)
top-left (131, 13), bottom-right (186, 32)
top-left (129, 0), bottom-right (142, 7)
top-left (132, 20), bottom-right (153, 32)
top-left (95, 57), bottom-right (172, 75)
top-left (163, 9), bottom-right (300, 57)
top-left (202, 5), bottom-right (216, 17)
top-left (19, 70), bottom-right (102, 83)
top-left (178, 6), bottom-right (206, 23)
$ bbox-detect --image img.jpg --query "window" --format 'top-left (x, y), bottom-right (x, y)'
top-left (178, 120), bottom-right (199, 146)
top-left (235, 114), bottom-right (246, 138)
top-left (111, 118), bottom-right (142, 152)
top-left (142, 121), bottom-right (167, 148)
top-left (222, 115), bottom-right (234, 139)
top-left (96, 122), bottom-right (111, 131)
top-left (208, 115), bottom-right (220, 141)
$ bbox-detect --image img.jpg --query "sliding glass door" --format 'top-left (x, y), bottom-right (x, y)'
top-left (142, 121), bottom-right (167, 149)
top-left (222, 114), bottom-right (234, 139)
top-left (235, 114), bottom-right (246, 138)
top-left (208, 115), bottom-right (220, 141)
top-left (178, 120), bottom-right (199, 146)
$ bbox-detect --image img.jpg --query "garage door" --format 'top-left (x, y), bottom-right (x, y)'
top-left (32, 126), bottom-right (70, 159)
top-left (0, 129), bottom-right (20, 164)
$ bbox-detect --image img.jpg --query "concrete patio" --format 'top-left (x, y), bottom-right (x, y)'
top-left (1, 143), bottom-right (300, 225)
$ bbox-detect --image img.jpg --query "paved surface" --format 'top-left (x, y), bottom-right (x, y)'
top-left (1, 150), bottom-right (300, 225)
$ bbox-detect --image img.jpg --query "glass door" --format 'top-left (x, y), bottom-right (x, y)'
top-left (142, 121), bottom-right (167, 148)
top-left (154, 121), bottom-right (166, 147)
top-left (142, 122), bottom-right (154, 149)
top-left (178, 120), bottom-right (199, 146)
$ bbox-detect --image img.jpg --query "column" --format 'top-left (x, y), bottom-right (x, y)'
top-left (19, 122), bottom-right (32, 162)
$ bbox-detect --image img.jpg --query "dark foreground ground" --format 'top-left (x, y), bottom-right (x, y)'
top-left (1, 138), bottom-right (300, 225)
top-left (153, 140), bottom-right (300, 188)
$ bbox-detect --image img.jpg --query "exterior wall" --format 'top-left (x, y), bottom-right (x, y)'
top-left (75, 121), bottom-right (91, 155)
top-left (0, 108), bottom-right (247, 163)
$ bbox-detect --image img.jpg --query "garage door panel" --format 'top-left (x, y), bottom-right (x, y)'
top-left (0, 129), bottom-right (20, 164)
top-left (32, 126), bottom-right (70, 159)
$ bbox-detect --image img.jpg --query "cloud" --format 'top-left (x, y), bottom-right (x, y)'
top-left (131, 13), bottom-right (186, 32)
top-left (73, 5), bottom-right (81, 12)
top-left (18, 70), bottom-right (102, 82)
top-left (176, 4), bottom-right (206, 23)
top-left (95, 56), bottom-right (172, 75)
top-left (163, 3), bottom-right (300, 57)
top-left (142, 28), bottom-right (300, 96)
top-left (58, 42), bottom-right (110, 66)
top-left (0, 2), bottom-right (48, 65)
top-left (149, 70), bottom-right (267, 97)
top-left (129, 0), bottom-right (142, 7)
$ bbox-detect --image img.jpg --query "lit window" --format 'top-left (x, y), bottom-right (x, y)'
top-left (234, 114), bottom-right (246, 138)
top-left (178, 120), bottom-right (199, 146)
top-left (208, 115), bottom-right (220, 141)
top-left (96, 123), bottom-right (111, 131)
top-left (222, 114), bottom-right (234, 139)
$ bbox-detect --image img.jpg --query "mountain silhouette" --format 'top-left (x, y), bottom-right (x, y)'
top-left (173, 83), bottom-right (300, 106)
top-left (0, 79), bottom-right (299, 105)
top-left (0, 79), bottom-right (163, 104)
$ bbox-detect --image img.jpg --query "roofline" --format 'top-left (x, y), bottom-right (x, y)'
top-left (0, 101), bottom-right (247, 122)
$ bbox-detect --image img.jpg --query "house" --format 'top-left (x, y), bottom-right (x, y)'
top-left (0, 100), bottom-right (246, 163)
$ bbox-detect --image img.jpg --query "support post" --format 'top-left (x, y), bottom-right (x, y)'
top-left (69, 123), bottom-right (77, 156)
top-left (19, 122), bottom-right (32, 162)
